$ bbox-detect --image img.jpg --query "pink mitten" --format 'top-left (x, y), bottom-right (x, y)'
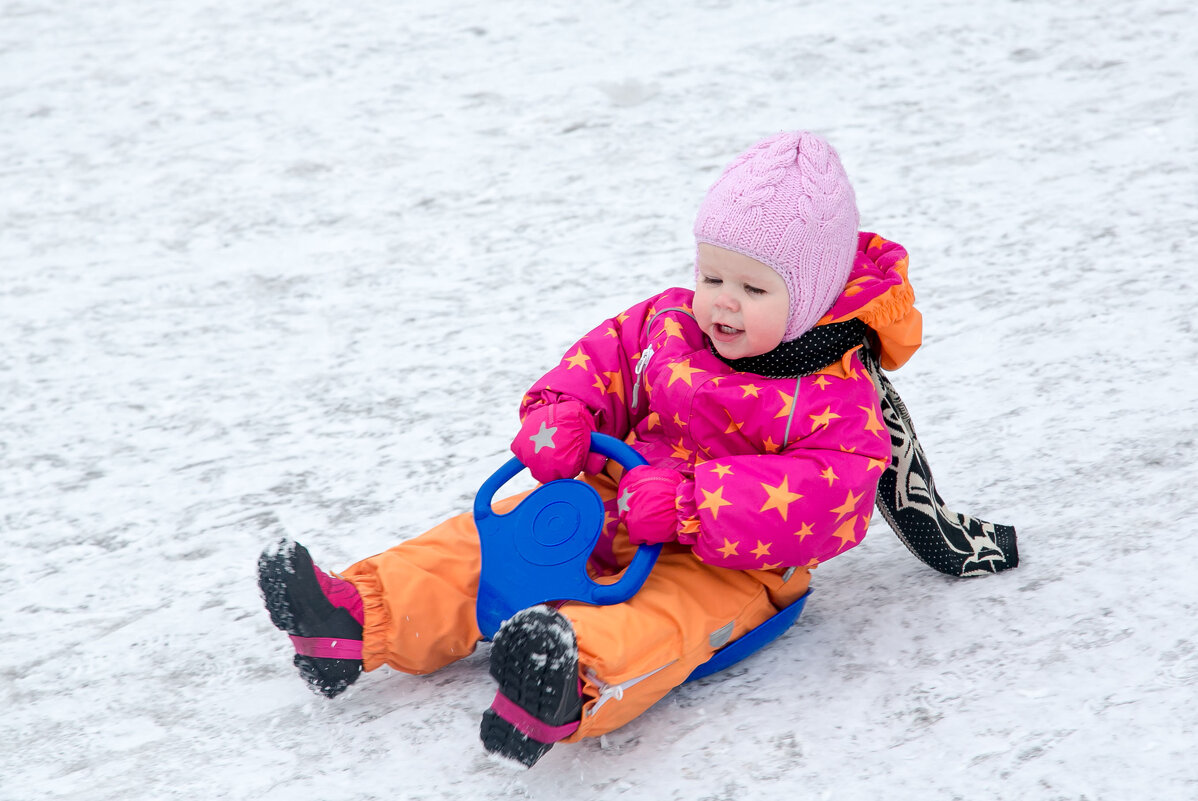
top-left (617, 466), bottom-right (686, 545)
top-left (511, 400), bottom-right (606, 483)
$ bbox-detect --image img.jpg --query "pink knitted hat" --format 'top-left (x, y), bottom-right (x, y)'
top-left (694, 131), bottom-right (860, 341)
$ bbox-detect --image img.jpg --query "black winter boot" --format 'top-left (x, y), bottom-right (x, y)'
top-left (258, 538), bottom-right (363, 698)
top-left (481, 606), bottom-right (584, 768)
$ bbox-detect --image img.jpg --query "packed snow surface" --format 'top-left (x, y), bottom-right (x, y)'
top-left (2, 1), bottom-right (1195, 799)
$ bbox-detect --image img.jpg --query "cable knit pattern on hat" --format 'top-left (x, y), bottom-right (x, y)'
top-left (694, 131), bottom-right (860, 341)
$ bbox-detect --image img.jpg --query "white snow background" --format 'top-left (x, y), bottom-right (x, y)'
top-left (2, 1), bottom-right (1196, 799)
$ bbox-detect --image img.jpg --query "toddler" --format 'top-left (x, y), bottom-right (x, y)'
top-left (257, 131), bottom-right (1017, 768)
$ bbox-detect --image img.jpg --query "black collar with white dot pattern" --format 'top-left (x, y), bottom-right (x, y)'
top-left (711, 318), bottom-right (869, 378)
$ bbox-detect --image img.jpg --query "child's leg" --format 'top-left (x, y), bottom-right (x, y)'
top-left (481, 471), bottom-right (809, 747)
top-left (479, 528), bottom-right (811, 765)
top-left (339, 491), bottom-right (532, 675)
top-left (561, 547), bottom-right (811, 741)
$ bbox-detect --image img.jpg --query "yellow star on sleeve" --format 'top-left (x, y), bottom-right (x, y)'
top-left (604, 325), bottom-right (619, 338)
top-left (670, 438), bottom-right (694, 460)
top-left (830, 489), bottom-right (864, 522)
top-left (667, 359), bottom-right (704, 387)
top-left (645, 412), bottom-right (661, 430)
top-left (762, 435), bottom-right (780, 453)
top-left (698, 486), bottom-right (733, 519)
top-left (809, 406), bottom-right (842, 431)
top-left (812, 375), bottom-right (831, 390)
top-left (859, 404), bottom-right (885, 435)
top-left (819, 467), bottom-right (838, 486)
top-left (563, 348), bottom-right (592, 370)
top-left (603, 371), bottom-right (625, 402)
top-left (724, 410), bottom-right (744, 434)
top-left (794, 522), bottom-right (815, 540)
top-left (868, 456), bottom-right (888, 472)
top-left (831, 515), bottom-right (859, 552)
top-left (760, 561), bottom-right (783, 571)
top-left (711, 463), bottom-right (734, 478)
top-left (751, 540), bottom-right (772, 559)
top-left (717, 538), bottom-right (740, 558)
top-left (741, 383), bottom-right (762, 398)
top-left (662, 317), bottom-right (686, 340)
top-left (759, 476), bottom-right (803, 521)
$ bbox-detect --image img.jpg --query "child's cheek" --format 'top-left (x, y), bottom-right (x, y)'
top-left (693, 289), bottom-right (712, 326)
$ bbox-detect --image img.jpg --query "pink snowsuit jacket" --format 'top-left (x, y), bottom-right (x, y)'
top-left (520, 233), bottom-right (921, 574)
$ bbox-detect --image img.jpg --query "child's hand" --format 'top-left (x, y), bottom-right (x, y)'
top-left (617, 466), bottom-right (685, 545)
top-left (512, 400), bottom-right (606, 483)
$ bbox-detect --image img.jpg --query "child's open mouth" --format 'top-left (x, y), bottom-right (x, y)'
top-left (711, 323), bottom-right (743, 342)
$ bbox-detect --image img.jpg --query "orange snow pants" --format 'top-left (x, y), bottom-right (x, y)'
top-left (340, 473), bottom-right (811, 741)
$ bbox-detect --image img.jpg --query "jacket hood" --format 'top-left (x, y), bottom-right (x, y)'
top-left (819, 232), bottom-right (922, 370)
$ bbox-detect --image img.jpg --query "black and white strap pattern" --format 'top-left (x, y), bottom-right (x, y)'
top-left (861, 343), bottom-right (1019, 578)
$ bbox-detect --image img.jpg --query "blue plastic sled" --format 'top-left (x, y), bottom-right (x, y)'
top-left (474, 432), bottom-right (809, 682)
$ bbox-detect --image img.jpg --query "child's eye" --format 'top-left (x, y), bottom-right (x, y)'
top-left (744, 284), bottom-right (766, 295)
top-left (702, 276), bottom-right (722, 286)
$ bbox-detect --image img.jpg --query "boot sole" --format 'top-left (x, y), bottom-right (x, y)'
top-left (258, 538), bottom-right (300, 634)
top-left (481, 607), bottom-right (581, 767)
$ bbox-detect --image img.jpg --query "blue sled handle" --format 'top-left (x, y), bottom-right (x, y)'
top-left (582, 433), bottom-right (660, 604)
top-left (474, 433), bottom-right (810, 673)
top-left (475, 432), bottom-right (647, 531)
top-left (474, 432), bottom-right (662, 637)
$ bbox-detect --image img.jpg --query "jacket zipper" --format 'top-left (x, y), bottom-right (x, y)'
top-left (630, 343), bottom-right (654, 411)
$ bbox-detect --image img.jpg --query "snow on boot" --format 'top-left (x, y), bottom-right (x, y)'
top-left (481, 605), bottom-right (582, 768)
top-left (258, 538), bottom-right (363, 698)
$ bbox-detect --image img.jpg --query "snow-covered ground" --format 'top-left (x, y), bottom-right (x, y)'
top-left (3, 1), bottom-right (1196, 798)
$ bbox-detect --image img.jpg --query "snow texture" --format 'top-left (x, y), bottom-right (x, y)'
top-left (2, 1), bottom-right (1196, 799)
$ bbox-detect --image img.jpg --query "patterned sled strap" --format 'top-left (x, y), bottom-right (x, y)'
top-left (860, 342), bottom-right (1019, 577)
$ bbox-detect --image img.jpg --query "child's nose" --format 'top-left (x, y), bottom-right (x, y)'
top-left (714, 289), bottom-right (739, 311)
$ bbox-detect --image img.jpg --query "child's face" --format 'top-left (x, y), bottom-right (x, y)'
top-left (693, 244), bottom-right (790, 359)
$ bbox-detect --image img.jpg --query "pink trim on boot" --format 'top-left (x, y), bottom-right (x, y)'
top-left (489, 692), bottom-right (581, 744)
top-left (312, 564), bottom-right (365, 625)
top-left (290, 635), bottom-right (364, 660)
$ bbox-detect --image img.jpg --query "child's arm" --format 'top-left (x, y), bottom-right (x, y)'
top-left (518, 289), bottom-right (682, 440)
top-left (675, 393), bottom-right (888, 571)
